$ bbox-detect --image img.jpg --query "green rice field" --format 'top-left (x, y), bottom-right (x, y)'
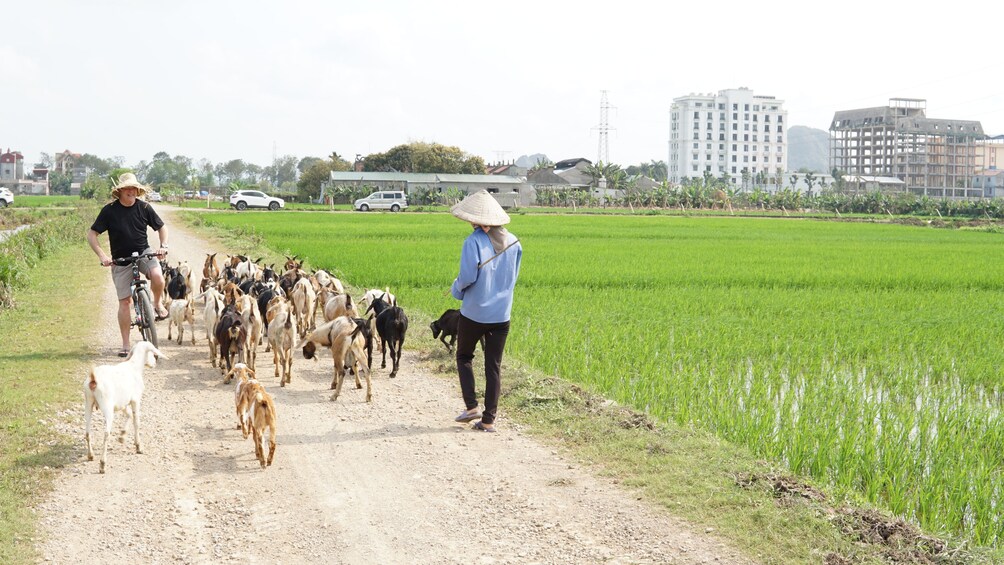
top-left (198, 211), bottom-right (1004, 546)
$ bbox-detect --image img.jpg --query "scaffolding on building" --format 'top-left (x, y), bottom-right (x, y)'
top-left (829, 98), bottom-right (986, 198)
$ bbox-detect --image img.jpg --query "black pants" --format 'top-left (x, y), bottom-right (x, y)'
top-left (456, 315), bottom-right (510, 425)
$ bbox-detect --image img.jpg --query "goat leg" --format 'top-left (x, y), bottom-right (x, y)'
top-left (132, 401), bottom-right (143, 454)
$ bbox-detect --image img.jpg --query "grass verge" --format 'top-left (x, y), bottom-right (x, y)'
top-left (0, 244), bottom-right (107, 564)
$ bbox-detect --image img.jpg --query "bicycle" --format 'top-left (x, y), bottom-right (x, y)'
top-left (113, 251), bottom-right (161, 348)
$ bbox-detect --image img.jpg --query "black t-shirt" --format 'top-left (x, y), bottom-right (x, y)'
top-left (90, 200), bottom-right (165, 260)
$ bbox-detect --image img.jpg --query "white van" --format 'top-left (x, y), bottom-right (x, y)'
top-left (353, 191), bottom-right (408, 212)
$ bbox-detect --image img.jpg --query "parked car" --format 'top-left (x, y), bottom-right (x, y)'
top-left (229, 190), bottom-right (285, 211)
top-left (0, 187), bottom-right (13, 207)
top-left (353, 191), bottom-right (408, 212)
top-left (147, 192), bottom-right (162, 202)
top-left (183, 191), bottom-right (196, 199)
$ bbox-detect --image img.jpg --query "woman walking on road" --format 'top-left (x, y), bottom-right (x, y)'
top-left (449, 190), bottom-right (522, 432)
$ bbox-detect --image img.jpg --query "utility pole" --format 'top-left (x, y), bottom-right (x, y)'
top-left (594, 91), bottom-right (615, 165)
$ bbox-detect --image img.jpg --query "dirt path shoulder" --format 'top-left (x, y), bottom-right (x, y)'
top-left (35, 205), bottom-right (755, 565)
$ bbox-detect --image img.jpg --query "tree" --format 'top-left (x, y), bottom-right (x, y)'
top-left (298, 156), bottom-right (322, 174)
top-left (34, 152), bottom-right (52, 169)
top-left (625, 160), bottom-right (668, 182)
top-left (137, 152), bottom-right (191, 187)
top-left (529, 157), bottom-right (554, 173)
top-left (216, 159), bottom-right (247, 186)
top-left (49, 171), bottom-right (72, 195)
top-left (363, 142), bottom-right (484, 174)
top-left (265, 155), bottom-right (299, 187)
top-left (296, 154), bottom-right (352, 202)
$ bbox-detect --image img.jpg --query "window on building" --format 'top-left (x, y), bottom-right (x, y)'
top-left (718, 103), bottom-right (725, 110)
top-left (744, 134), bottom-right (749, 141)
top-left (706, 154), bottom-right (711, 161)
top-left (693, 122), bottom-right (699, 130)
top-left (720, 112), bottom-right (726, 120)
top-left (753, 105), bottom-right (760, 111)
top-left (753, 114), bottom-right (758, 122)
top-left (753, 125), bottom-right (758, 132)
top-left (765, 115), bottom-right (771, 122)
top-left (777, 134), bottom-right (783, 142)
top-left (732, 112), bottom-right (738, 120)
top-left (693, 133), bottom-right (699, 140)
top-left (707, 112), bottom-right (713, 120)
top-left (732, 144), bottom-right (737, 151)
top-left (744, 104), bottom-right (749, 111)
top-left (732, 123), bottom-right (738, 130)
top-left (744, 124), bottom-right (750, 131)
top-left (777, 115), bottom-right (783, 123)
top-left (692, 164), bottom-right (698, 171)
top-left (719, 123), bottom-right (725, 130)
top-left (732, 155), bottom-right (737, 162)
top-left (719, 134), bottom-right (725, 140)
top-left (743, 156), bottom-right (749, 162)
top-left (753, 134), bottom-right (758, 141)
top-left (752, 156), bottom-right (757, 162)
top-left (777, 156), bottom-right (783, 163)
top-left (732, 166), bottom-right (737, 173)
top-left (732, 103), bottom-right (738, 110)
top-left (693, 142), bottom-right (699, 149)
top-left (732, 134), bottom-right (738, 141)
top-left (777, 125), bottom-right (783, 133)
top-left (719, 143), bottom-right (725, 150)
top-left (694, 111), bottom-right (700, 118)
top-left (706, 165), bottom-right (712, 172)
top-left (744, 113), bottom-right (749, 121)
top-left (707, 133), bottom-right (713, 140)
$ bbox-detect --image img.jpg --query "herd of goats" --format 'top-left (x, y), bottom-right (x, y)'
top-left (83, 253), bottom-right (466, 473)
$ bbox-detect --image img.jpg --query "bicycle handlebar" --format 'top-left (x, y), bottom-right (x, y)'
top-left (112, 252), bottom-right (162, 267)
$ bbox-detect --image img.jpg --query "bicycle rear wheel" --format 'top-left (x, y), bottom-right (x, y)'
top-left (136, 287), bottom-right (159, 347)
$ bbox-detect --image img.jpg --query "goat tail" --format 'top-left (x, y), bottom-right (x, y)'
top-left (88, 370), bottom-right (97, 391)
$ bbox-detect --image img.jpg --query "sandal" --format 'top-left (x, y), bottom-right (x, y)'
top-left (155, 310), bottom-right (169, 321)
top-left (454, 409), bottom-right (481, 423)
top-left (117, 348), bottom-right (130, 358)
top-left (473, 421), bottom-right (496, 433)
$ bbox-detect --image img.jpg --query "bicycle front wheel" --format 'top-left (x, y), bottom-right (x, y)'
top-left (136, 287), bottom-right (159, 347)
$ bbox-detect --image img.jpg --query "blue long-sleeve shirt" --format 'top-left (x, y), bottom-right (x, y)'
top-left (450, 228), bottom-right (522, 323)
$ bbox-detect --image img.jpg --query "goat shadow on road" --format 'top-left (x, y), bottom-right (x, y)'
top-left (280, 423), bottom-right (461, 446)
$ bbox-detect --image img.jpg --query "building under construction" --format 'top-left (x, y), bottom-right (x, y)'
top-left (830, 98), bottom-right (985, 198)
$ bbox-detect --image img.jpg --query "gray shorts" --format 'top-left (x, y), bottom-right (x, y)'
top-left (111, 249), bottom-right (161, 300)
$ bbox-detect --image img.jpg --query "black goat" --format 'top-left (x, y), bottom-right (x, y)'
top-left (375, 306), bottom-right (407, 378)
top-left (166, 267), bottom-right (188, 300)
top-left (430, 309), bottom-right (462, 353)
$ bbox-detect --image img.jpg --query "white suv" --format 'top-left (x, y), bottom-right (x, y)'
top-left (0, 188), bottom-right (13, 207)
top-left (230, 190), bottom-right (285, 211)
top-left (353, 191), bottom-right (408, 212)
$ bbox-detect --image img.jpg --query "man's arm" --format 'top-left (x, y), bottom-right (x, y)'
top-left (156, 226), bottom-right (169, 257)
top-left (86, 229), bottom-right (111, 267)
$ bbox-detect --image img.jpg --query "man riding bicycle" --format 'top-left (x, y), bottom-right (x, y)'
top-left (86, 172), bottom-right (170, 357)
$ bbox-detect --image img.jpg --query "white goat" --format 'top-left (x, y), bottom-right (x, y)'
top-left (83, 341), bottom-right (168, 473)
top-left (167, 297), bottom-right (196, 345)
top-left (360, 287), bottom-right (396, 310)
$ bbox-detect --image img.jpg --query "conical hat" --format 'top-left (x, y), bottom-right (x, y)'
top-left (450, 190), bottom-right (510, 226)
top-left (110, 172), bottom-right (151, 198)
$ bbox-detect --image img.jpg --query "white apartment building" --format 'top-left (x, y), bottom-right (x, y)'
top-left (668, 87), bottom-right (788, 186)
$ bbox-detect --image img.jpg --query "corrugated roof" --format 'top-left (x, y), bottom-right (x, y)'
top-left (329, 172), bottom-right (439, 183)
top-left (437, 174), bottom-right (523, 184)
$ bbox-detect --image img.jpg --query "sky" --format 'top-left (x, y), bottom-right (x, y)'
top-left (3, 0), bottom-right (1001, 171)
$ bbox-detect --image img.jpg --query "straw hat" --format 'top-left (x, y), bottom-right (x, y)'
top-left (110, 172), bottom-right (151, 198)
top-left (450, 190), bottom-right (510, 226)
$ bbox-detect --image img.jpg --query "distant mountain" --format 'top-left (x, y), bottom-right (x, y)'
top-left (787, 126), bottom-right (829, 173)
top-left (515, 154), bottom-right (549, 168)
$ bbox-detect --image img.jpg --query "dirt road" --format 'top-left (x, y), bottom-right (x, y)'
top-left (36, 205), bottom-right (755, 564)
